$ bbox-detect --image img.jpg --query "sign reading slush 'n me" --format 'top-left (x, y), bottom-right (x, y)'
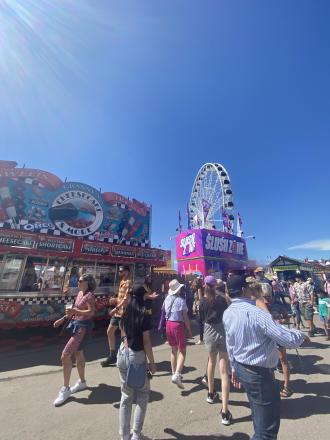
top-left (176, 229), bottom-right (248, 261)
top-left (203, 231), bottom-right (247, 259)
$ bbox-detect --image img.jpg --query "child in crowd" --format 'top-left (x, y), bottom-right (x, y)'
top-left (318, 291), bottom-right (330, 340)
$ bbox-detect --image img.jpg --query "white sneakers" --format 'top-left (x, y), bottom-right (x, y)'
top-left (131, 434), bottom-right (151, 440)
top-left (53, 380), bottom-right (87, 406)
top-left (171, 373), bottom-right (184, 389)
top-left (53, 387), bottom-right (71, 407)
top-left (70, 379), bottom-right (87, 394)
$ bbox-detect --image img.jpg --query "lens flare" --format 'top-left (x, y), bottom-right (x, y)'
top-left (0, 0), bottom-right (110, 133)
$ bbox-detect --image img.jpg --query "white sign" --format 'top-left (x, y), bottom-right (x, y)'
top-left (52, 190), bottom-right (103, 236)
top-left (204, 233), bottom-right (245, 256)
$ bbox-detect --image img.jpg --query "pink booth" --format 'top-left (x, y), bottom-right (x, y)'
top-left (176, 228), bottom-right (248, 278)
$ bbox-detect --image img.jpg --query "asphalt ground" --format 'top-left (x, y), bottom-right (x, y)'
top-left (1, 318), bottom-right (330, 440)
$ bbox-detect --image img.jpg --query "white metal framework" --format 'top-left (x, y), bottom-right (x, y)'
top-left (188, 162), bottom-right (234, 231)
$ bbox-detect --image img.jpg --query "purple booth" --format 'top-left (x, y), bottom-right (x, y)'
top-left (176, 228), bottom-right (248, 278)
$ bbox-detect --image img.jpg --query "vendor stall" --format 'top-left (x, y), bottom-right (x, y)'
top-left (270, 255), bottom-right (330, 288)
top-left (176, 228), bottom-right (248, 278)
top-left (0, 160), bottom-right (169, 329)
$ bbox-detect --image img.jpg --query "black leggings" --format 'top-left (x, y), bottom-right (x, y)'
top-left (198, 317), bottom-right (204, 342)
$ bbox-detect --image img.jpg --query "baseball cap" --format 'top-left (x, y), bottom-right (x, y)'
top-left (254, 267), bottom-right (264, 274)
top-left (119, 265), bottom-right (130, 272)
top-left (226, 275), bottom-right (247, 298)
top-left (204, 275), bottom-right (217, 286)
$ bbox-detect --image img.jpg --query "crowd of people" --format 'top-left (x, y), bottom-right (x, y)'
top-left (51, 265), bottom-right (330, 440)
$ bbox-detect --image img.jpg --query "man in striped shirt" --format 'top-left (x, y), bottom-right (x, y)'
top-left (223, 275), bottom-right (308, 440)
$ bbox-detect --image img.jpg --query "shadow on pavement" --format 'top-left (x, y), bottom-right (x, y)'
top-left (155, 360), bottom-right (197, 378)
top-left (298, 340), bottom-right (330, 350)
top-left (0, 321), bottom-right (201, 373)
top-left (159, 428), bottom-right (250, 439)
top-left (281, 394), bottom-right (330, 419)
top-left (69, 383), bottom-right (164, 406)
top-left (69, 383), bottom-right (121, 405)
top-left (0, 335), bottom-right (110, 373)
top-left (289, 354), bottom-right (330, 375)
top-left (289, 378), bottom-right (330, 397)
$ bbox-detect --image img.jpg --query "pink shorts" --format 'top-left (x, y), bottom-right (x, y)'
top-left (166, 321), bottom-right (186, 350)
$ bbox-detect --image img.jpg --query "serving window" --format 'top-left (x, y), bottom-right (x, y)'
top-left (20, 256), bottom-right (47, 292)
top-left (95, 263), bottom-right (116, 290)
top-left (0, 255), bottom-right (26, 291)
top-left (41, 258), bottom-right (67, 292)
top-left (62, 260), bottom-right (96, 294)
top-left (134, 263), bottom-right (150, 287)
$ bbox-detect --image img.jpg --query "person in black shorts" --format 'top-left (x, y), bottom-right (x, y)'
top-left (260, 283), bottom-right (293, 398)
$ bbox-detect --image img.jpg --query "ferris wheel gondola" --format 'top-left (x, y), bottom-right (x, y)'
top-left (188, 162), bottom-right (234, 231)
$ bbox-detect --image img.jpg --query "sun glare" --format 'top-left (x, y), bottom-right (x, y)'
top-left (0, 0), bottom-right (108, 130)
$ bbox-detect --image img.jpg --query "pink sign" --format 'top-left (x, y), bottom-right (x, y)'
top-left (176, 229), bottom-right (248, 276)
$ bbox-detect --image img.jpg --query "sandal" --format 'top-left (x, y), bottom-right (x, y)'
top-left (280, 387), bottom-right (293, 398)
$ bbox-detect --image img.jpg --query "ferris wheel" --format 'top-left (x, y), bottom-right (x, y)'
top-left (188, 162), bottom-right (234, 231)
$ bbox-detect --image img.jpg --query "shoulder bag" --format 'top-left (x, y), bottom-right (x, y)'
top-left (124, 337), bottom-right (147, 389)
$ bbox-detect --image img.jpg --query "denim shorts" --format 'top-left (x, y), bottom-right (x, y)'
top-left (319, 315), bottom-right (329, 325)
top-left (110, 316), bottom-right (121, 327)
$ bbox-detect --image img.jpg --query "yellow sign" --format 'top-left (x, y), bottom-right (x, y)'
top-left (273, 265), bottom-right (299, 271)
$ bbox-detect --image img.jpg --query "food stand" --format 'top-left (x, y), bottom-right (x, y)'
top-left (270, 255), bottom-right (330, 288)
top-left (176, 228), bottom-right (248, 278)
top-left (0, 160), bottom-right (169, 329)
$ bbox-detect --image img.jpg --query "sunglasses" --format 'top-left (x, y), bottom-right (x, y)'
top-left (78, 279), bottom-right (86, 283)
top-left (262, 295), bottom-right (272, 299)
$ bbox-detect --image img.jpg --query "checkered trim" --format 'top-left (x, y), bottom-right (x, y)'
top-left (0, 220), bottom-right (150, 247)
top-left (6, 294), bottom-right (108, 305)
top-left (113, 202), bottom-right (128, 209)
top-left (10, 177), bottom-right (45, 188)
top-left (0, 220), bottom-right (16, 229)
top-left (87, 233), bottom-right (149, 247)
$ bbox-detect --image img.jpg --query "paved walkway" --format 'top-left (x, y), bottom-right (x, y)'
top-left (1, 319), bottom-right (329, 440)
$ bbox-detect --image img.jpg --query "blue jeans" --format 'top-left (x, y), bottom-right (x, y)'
top-left (117, 343), bottom-right (150, 438)
top-left (234, 362), bottom-right (281, 440)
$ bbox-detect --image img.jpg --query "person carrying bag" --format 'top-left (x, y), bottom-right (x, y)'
top-left (117, 286), bottom-right (156, 440)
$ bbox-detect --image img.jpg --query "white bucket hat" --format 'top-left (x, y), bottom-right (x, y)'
top-left (168, 279), bottom-right (184, 296)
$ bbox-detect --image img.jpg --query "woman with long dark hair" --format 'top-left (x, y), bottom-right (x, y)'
top-left (117, 286), bottom-right (156, 440)
top-left (199, 275), bottom-right (232, 425)
top-left (53, 273), bottom-right (96, 407)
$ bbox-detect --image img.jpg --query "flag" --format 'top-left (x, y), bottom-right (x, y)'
top-left (237, 212), bottom-right (243, 237)
top-left (221, 208), bottom-right (226, 232)
top-left (221, 208), bottom-right (231, 233)
top-left (202, 198), bottom-right (211, 225)
top-left (228, 218), bottom-right (233, 233)
top-left (226, 214), bottom-right (232, 233)
top-left (193, 214), bottom-right (200, 227)
top-left (186, 204), bottom-right (191, 229)
top-left (178, 210), bottom-right (182, 233)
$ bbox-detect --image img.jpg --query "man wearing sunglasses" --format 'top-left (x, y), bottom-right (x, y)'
top-left (254, 267), bottom-right (272, 285)
top-left (101, 265), bottom-right (132, 367)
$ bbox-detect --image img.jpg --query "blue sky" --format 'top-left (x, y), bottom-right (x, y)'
top-left (0, 0), bottom-right (330, 263)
